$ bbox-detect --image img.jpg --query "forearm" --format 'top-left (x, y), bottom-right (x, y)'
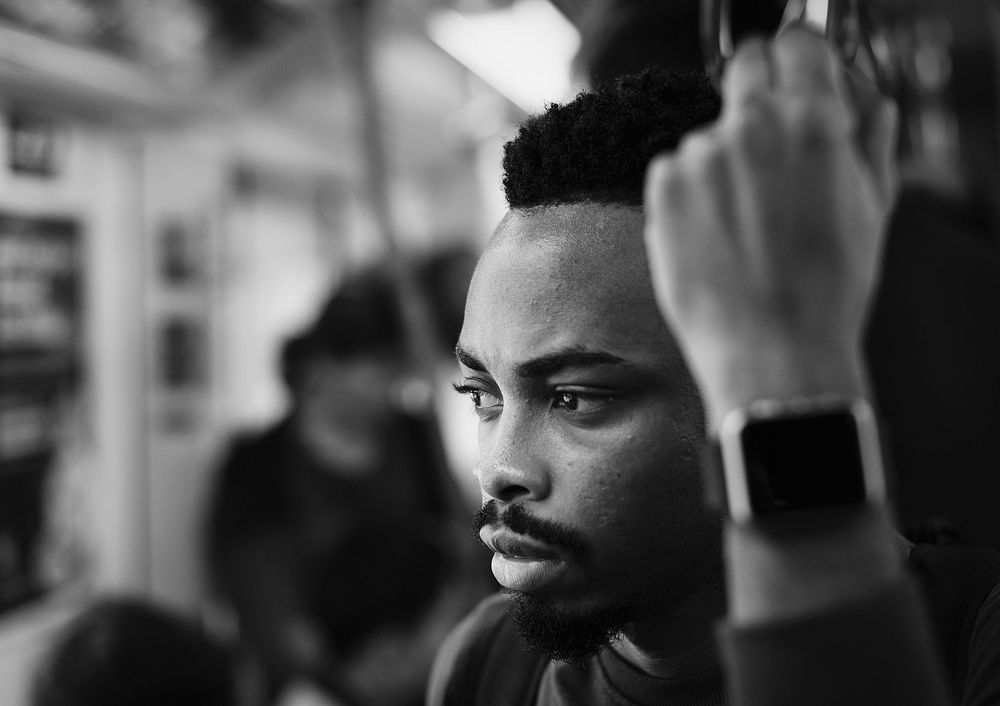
top-left (644, 27), bottom-right (953, 705)
top-left (719, 571), bottom-right (949, 706)
top-left (725, 504), bottom-right (898, 624)
top-left (719, 464), bottom-right (949, 705)
top-left (708, 340), bottom-right (890, 615)
top-left (714, 392), bottom-right (949, 705)
top-left (712, 370), bottom-right (948, 704)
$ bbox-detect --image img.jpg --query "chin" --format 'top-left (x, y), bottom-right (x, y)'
top-left (506, 589), bottom-right (635, 663)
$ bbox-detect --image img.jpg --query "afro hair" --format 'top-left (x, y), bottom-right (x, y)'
top-left (502, 68), bottom-right (721, 209)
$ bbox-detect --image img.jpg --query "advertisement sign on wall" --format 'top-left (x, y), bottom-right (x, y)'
top-left (0, 213), bottom-right (84, 616)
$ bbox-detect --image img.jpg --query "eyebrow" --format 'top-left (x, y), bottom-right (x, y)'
top-left (455, 344), bottom-right (487, 372)
top-left (455, 344), bottom-right (629, 378)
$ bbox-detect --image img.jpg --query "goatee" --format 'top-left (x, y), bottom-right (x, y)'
top-left (507, 591), bottom-right (633, 663)
top-left (475, 500), bottom-right (628, 661)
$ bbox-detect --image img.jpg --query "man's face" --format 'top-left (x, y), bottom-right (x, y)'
top-left (294, 355), bottom-right (401, 469)
top-left (457, 203), bottom-right (721, 658)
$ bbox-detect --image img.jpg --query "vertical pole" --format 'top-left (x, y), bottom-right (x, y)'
top-left (333, 0), bottom-right (469, 517)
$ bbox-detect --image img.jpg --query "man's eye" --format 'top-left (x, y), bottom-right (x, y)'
top-left (452, 383), bottom-right (502, 418)
top-left (552, 391), bottom-right (613, 414)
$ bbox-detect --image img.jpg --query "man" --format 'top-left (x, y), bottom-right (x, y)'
top-left (429, 29), bottom-right (1000, 706)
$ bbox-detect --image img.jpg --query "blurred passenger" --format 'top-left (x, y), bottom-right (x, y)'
top-left (204, 259), bottom-right (488, 706)
top-left (32, 596), bottom-right (235, 706)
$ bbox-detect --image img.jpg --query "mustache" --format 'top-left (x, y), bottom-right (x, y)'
top-left (472, 500), bottom-right (590, 561)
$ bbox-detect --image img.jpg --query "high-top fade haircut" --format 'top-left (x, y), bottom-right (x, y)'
top-left (502, 68), bottom-right (721, 209)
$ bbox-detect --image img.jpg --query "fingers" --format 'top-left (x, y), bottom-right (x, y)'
top-left (864, 99), bottom-right (900, 205)
top-left (723, 27), bottom-right (853, 129)
top-left (721, 27), bottom-right (890, 191)
top-left (844, 67), bottom-right (900, 203)
top-left (771, 26), bottom-right (843, 98)
top-left (643, 155), bottom-right (684, 317)
top-left (722, 37), bottom-right (772, 111)
top-left (723, 26), bottom-right (841, 102)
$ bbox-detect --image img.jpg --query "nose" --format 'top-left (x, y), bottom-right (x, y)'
top-left (474, 410), bottom-right (551, 504)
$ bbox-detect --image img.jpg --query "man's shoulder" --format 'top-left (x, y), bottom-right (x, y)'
top-left (436, 592), bottom-right (514, 665)
top-left (428, 593), bottom-right (546, 706)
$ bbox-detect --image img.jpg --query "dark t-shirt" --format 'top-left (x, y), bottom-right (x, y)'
top-left (428, 544), bottom-right (1000, 706)
top-left (205, 413), bottom-right (463, 648)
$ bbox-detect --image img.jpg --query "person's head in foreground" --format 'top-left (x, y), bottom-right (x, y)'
top-left (455, 68), bottom-right (725, 663)
top-left (32, 597), bottom-right (234, 706)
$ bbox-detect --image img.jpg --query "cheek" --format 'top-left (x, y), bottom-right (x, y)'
top-left (563, 417), bottom-right (704, 553)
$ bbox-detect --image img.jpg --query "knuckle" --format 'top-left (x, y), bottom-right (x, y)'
top-left (729, 107), bottom-right (781, 161)
top-left (784, 97), bottom-right (845, 149)
top-left (725, 37), bottom-right (771, 90)
top-left (731, 36), bottom-right (769, 65)
top-left (677, 130), bottom-right (715, 163)
top-left (674, 132), bottom-right (733, 198)
top-left (693, 140), bottom-right (728, 182)
top-left (645, 154), bottom-right (683, 202)
top-left (681, 130), bottom-right (731, 168)
top-left (647, 153), bottom-right (675, 183)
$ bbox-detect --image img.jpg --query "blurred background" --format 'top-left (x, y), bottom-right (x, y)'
top-left (0, 1), bottom-right (585, 703)
top-left (0, 1), bottom-right (999, 704)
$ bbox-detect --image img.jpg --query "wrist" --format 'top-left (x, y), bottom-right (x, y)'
top-left (713, 395), bottom-right (887, 522)
top-left (706, 388), bottom-right (898, 627)
top-left (694, 343), bottom-right (869, 432)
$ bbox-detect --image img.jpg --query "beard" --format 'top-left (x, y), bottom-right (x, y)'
top-left (473, 500), bottom-right (635, 661)
top-left (506, 590), bottom-right (635, 663)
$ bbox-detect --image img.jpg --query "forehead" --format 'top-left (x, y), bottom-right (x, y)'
top-left (460, 203), bottom-right (678, 372)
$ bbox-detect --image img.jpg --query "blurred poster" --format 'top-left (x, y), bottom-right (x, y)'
top-left (7, 109), bottom-right (63, 178)
top-left (0, 213), bottom-right (83, 615)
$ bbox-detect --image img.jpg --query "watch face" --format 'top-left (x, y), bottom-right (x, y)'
top-left (741, 410), bottom-right (868, 514)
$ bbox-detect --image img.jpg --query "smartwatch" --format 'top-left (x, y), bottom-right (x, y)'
top-left (715, 395), bottom-right (887, 522)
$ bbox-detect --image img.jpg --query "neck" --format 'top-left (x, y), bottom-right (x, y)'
top-left (611, 560), bottom-right (726, 679)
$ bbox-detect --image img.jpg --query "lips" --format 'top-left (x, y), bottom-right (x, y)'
top-left (480, 526), bottom-right (568, 592)
top-left (482, 529), bottom-right (557, 559)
